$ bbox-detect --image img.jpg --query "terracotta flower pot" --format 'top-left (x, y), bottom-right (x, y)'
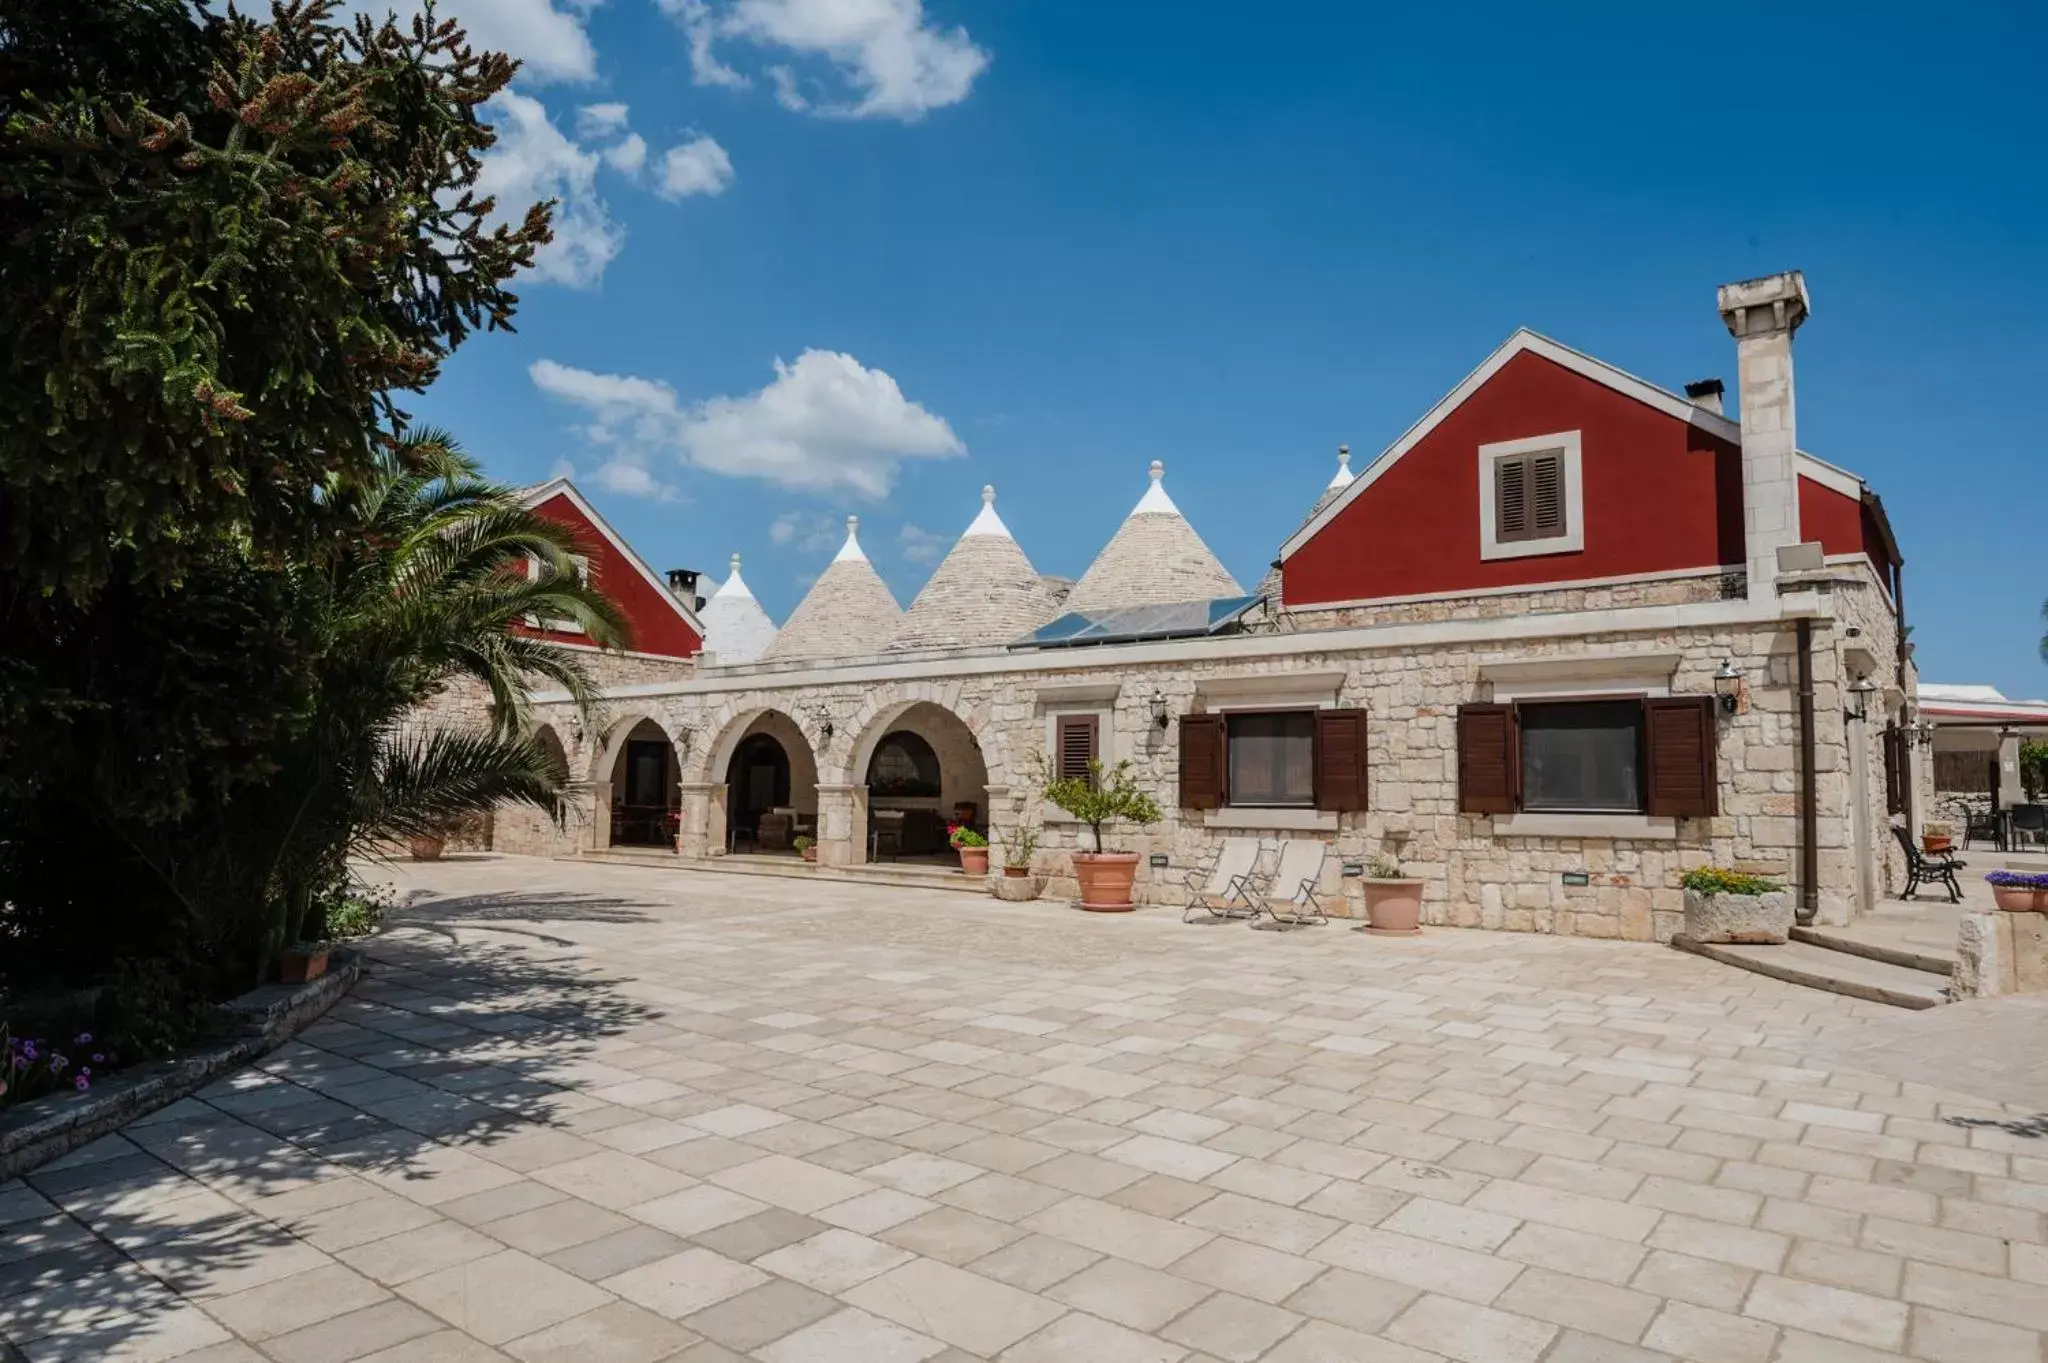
top-left (1072, 851), bottom-right (1141, 912)
top-left (408, 834), bottom-right (445, 862)
top-left (1923, 835), bottom-right (1953, 855)
top-left (1992, 886), bottom-right (2048, 913)
top-left (1360, 878), bottom-right (1425, 936)
top-left (801, 846), bottom-right (818, 863)
top-left (1003, 865), bottom-right (1032, 879)
top-left (278, 948), bottom-right (330, 984)
top-left (958, 846), bottom-right (989, 875)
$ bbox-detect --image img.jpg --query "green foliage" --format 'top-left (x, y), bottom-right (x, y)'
top-left (320, 884), bottom-right (391, 941)
top-left (0, 0), bottom-right (548, 606)
top-left (948, 824), bottom-right (987, 848)
top-left (792, 835), bottom-right (812, 853)
top-left (1364, 853), bottom-right (1405, 879)
top-left (1041, 758), bottom-right (1162, 853)
top-left (2021, 740), bottom-right (2048, 803)
top-left (1680, 866), bottom-right (1783, 896)
top-left (998, 824), bottom-right (1039, 863)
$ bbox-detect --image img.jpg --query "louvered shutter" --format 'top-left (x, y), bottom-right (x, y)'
top-left (1495, 456), bottom-right (1529, 542)
top-left (1531, 453), bottom-right (1565, 537)
top-left (1313, 709), bottom-right (1369, 812)
top-left (1054, 715), bottom-right (1098, 784)
top-left (1457, 704), bottom-right (1518, 814)
top-left (1883, 726), bottom-right (1906, 816)
top-left (1644, 696), bottom-right (1718, 818)
top-left (1179, 713), bottom-right (1227, 810)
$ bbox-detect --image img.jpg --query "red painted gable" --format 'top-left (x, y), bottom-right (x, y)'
top-left (517, 491), bottom-right (702, 659)
top-left (1283, 350), bottom-right (1744, 606)
top-left (1797, 476), bottom-right (1892, 570)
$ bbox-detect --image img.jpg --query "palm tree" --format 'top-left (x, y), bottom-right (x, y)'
top-left (219, 432), bottom-right (632, 977)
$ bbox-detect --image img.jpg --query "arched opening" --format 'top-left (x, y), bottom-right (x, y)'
top-left (533, 724), bottom-right (569, 780)
top-left (722, 710), bottom-right (819, 854)
top-left (497, 724), bottom-right (576, 855)
top-left (860, 701), bottom-right (989, 864)
top-left (607, 717), bottom-right (680, 849)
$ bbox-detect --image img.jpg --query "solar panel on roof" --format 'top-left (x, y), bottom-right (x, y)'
top-left (1013, 595), bottom-right (1259, 650)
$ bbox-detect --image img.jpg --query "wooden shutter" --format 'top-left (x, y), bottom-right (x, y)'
top-left (1644, 696), bottom-right (1718, 818)
top-left (1179, 713), bottom-right (1227, 810)
top-left (1313, 709), bottom-right (1369, 812)
top-left (1456, 704), bottom-right (1518, 814)
top-left (1531, 453), bottom-right (1565, 537)
top-left (1495, 456), bottom-right (1530, 542)
top-left (1054, 714), bottom-right (1098, 784)
top-left (1882, 726), bottom-right (1906, 816)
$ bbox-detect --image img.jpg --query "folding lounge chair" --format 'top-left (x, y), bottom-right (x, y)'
top-left (1182, 837), bottom-right (1264, 922)
top-left (1256, 839), bottom-right (1329, 928)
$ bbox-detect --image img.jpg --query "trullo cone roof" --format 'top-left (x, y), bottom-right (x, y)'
top-left (1257, 446), bottom-right (1355, 606)
top-left (1062, 461), bottom-right (1243, 614)
top-left (698, 553), bottom-right (779, 663)
top-left (762, 516), bottom-right (903, 663)
top-left (891, 487), bottom-right (1059, 651)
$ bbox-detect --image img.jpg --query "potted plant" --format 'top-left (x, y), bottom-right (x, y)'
top-left (278, 941), bottom-right (331, 984)
top-left (1358, 854), bottom-right (1425, 936)
top-left (1042, 758), bottom-right (1162, 912)
top-left (408, 831), bottom-right (446, 861)
top-left (998, 825), bottom-right (1040, 879)
top-left (1679, 867), bottom-right (1789, 944)
top-left (1922, 821), bottom-right (1955, 855)
top-left (949, 824), bottom-right (990, 875)
top-left (794, 834), bottom-right (817, 863)
top-left (1986, 869), bottom-right (2048, 913)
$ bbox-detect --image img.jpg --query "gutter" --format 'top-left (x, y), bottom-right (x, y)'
top-left (1795, 617), bottom-right (1820, 925)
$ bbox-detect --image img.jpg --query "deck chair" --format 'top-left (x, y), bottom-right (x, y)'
top-left (1893, 825), bottom-right (1964, 903)
top-left (1256, 839), bottom-right (1330, 928)
top-left (1182, 837), bottom-right (1264, 922)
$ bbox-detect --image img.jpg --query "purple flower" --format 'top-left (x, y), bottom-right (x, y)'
top-left (92, 1054), bottom-right (104, 1063)
top-left (21, 1041), bottom-right (36, 1061)
top-left (74, 1076), bottom-right (89, 1091)
top-left (1986, 870), bottom-right (2048, 890)
top-left (47, 1055), bottom-right (66, 1074)
top-left (74, 1032), bottom-right (92, 1045)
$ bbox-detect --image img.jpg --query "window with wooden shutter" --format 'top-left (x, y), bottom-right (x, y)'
top-left (1457, 704), bottom-right (1518, 814)
top-left (1495, 452), bottom-right (1567, 544)
top-left (1313, 708), bottom-right (1369, 812)
top-left (1644, 696), bottom-right (1718, 818)
top-left (1054, 714), bottom-right (1098, 785)
top-left (1179, 713), bottom-right (1227, 810)
top-left (1882, 726), bottom-right (1906, 816)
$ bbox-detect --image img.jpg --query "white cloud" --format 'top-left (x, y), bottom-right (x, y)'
top-left (349, 0), bottom-right (600, 84)
top-left (657, 136), bottom-right (736, 200)
top-left (527, 349), bottom-right (964, 498)
top-left (591, 460), bottom-right (679, 501)
top-left (663, 0), bottom-right (988, 121)
top-left (769, 510), bottom-right (844, 553)
top-left (477, 91), bottom-right (624, 287)
top-left (603, 132), bottom-right (648, 176)
top-left (897, 523), bottom-right (948, 563)
top-left (576, 102), bottom-right (631, 138)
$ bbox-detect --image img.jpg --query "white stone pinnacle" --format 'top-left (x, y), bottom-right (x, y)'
top-left (1131, 459), bottom-right (1180, 516)
top-left (833, 514), bottom-right (867, 563)
top-left (964, 483), bottom-right (1011, 539)
top-left (717, 552), bottom-right (754, 600)
top-left (1328, 444), bottom-right (1355, 489)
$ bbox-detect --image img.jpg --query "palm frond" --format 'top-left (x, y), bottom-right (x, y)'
top-left (354, 727), bottom-right (569, 848)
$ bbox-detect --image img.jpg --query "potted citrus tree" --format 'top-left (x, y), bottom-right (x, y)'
top-left (1358, 853), bottom-right (1425, 935)
top-left (949, 824), bottom-right (990, 875)
top-left (1043, 758), bottom-right (1161, 912)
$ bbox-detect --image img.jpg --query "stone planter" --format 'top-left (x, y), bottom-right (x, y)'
top-left (958, 846), bottom-right (989, 876)
top-left (1072, 852), bottom-right (1140, 912)
top-left (1360, 878), bottom-right (1425, 936)
top-left (991, 875), bottom-right (1044, 903)
top-left (1682, 888), bottom-right (1791, 944)
top-left (277, 947), bottom-right (330, 984)
top-left (1992, 886), bottom-right (2048, 914)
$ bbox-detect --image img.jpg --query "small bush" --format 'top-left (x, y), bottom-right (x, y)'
top-left (323, 885), bottom-right (391, 941)
top-left (948, 824), bottom-right (988, 849)
top-left (1680, 867), bottom-right (1783, 896)
top-left (1364, 853), bottom-right (1406, 879)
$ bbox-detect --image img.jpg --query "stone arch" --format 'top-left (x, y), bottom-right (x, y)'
top-left (585, 710), bottom-right (688, 783)
top-left (691, 700), bottom-right (822, 855)
top-left (828, 682), bottom-right (1009, 789)
top-left (837, 688), bottom-right (1000, 865)
top-left (532, 722), bottom-right (570, 780)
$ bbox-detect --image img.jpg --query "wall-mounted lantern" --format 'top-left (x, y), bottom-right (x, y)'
top-left (1843, 674), bottom-right (1877, 724)
top-left (1149, 689), bottom-right (1171, 730)
top-left (1713, 659), bottom-right (1743, 715)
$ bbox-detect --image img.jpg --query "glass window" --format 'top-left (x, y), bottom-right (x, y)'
top-left (868, 731), bottom-right (941, 797)
top-left (1226, 712), bottom-right (1316, 807)
top-left (1520, 699), bottom-right (1643, 812)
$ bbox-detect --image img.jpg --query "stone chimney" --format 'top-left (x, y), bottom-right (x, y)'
top-left (1717, 271), bottom-right (1809, 602)
top-left (1683, 377), bottom-right (1724, 416)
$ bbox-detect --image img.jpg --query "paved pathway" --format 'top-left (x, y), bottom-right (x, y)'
top-left (5, 854), bottom-right (2047, 1362)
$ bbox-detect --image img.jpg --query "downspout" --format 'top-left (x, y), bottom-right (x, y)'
top-left (1795, 617), bottom-right (1820, 925)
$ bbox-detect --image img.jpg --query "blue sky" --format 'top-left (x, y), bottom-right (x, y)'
top-left (405, 0), bottom-right (2046, 696)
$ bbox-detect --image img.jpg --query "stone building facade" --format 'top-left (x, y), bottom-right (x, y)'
top-left (416, 271), bottom-right (1918, 941)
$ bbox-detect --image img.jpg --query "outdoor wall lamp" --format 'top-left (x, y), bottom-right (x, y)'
top-left (1149, 689), bottom-right (1171, 729)
top-left (1844, 674), bottom-right (1877, 724)
top-left (1713, 659), bottom-right (1743, 715)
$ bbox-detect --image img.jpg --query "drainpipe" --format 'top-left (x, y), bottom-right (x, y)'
top-left (1795, 618), bottom-right (1820, 925)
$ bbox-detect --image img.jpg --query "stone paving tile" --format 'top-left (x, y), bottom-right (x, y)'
top-left (12, 856), bottom-right (2048, 1361)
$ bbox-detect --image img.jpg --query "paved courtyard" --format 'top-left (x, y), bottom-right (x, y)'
top-left (6, 855), bottom-right (2048, 1363)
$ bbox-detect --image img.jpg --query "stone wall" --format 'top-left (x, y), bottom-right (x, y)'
top-left (516, 604), bottom-right (1888, 941)
top-left (1278, 572), bottom-right (1742, 631)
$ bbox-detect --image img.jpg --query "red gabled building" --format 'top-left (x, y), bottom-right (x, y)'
top-left (515, 477), bottom-right (705, 664)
